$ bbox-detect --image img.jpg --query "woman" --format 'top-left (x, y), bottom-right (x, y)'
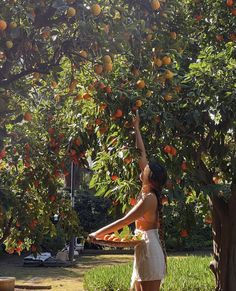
top-left (89, 111), bottom-right (167, 291)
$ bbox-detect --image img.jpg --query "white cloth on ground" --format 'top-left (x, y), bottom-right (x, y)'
top-left (130, 228), bottom-right (166, 290)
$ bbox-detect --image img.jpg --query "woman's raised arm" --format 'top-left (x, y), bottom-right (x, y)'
top-left (133, 110), bottom-right (148, 171)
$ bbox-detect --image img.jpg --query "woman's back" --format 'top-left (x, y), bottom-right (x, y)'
top-left (135, 192), bottom-right (159, 231)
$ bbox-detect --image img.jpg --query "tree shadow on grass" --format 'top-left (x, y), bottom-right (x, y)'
top-left (0, 253), bottom-right (133, 281)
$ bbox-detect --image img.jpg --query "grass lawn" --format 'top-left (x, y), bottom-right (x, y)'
top-left (0, 253), bottom-right (133, 291)
top-left (0, 252), bottom-right (214, 291)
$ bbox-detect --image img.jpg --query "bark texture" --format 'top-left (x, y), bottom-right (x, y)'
top-left (209, 186), bottom-right (236, 291)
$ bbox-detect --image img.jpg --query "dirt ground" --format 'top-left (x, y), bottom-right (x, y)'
top-left (0, 252), bottom-right (133, 291)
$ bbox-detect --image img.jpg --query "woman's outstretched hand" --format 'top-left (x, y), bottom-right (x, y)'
top-left (132, 110), bottom-right (140, 129)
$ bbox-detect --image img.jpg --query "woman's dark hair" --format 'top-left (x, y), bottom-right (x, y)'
top-left (148, 160), bottom-right (167, 266)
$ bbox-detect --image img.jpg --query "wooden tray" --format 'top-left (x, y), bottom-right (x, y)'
top-left (93, 239), bottom-right (144, 248)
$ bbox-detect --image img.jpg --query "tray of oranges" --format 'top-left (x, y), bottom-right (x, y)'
top-left (93, 227), bottom-right (144, 248)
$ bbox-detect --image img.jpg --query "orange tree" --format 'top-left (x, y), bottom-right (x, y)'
top-left (0, 0), bottom-right (186, 254)
top-left (0, 0), bottom-right (235, 290)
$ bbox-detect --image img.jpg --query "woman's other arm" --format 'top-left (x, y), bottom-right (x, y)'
top-left (89, 194), bottom-right (156, 240)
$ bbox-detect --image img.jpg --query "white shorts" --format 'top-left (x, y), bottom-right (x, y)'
top-left (130, 229), bottom-right (166, 290)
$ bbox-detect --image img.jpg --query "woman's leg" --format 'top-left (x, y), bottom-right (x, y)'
top-left (140, 280), bottom-right (161, 291)
top-left (135, 281), bottom-right (142, 291)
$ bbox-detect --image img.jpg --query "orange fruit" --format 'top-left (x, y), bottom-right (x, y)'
top-left (103, 62), bottom-right (113, 72)
top-left (111, 175), bottom-right (119, 181)
top-left (24, 112), bottom-right (33, 121)
top-left (180, 230), bottom-right (188, 238)
top-left (165, 70), bottom-right (174, 79)
top-left (9, 21), bottom-right (17, 29)
top-left (136, 80), bottom-right (145, 89)
top-left (0, 20), bottom-right (7, 31)
top-left (231, 8), bottom-right (236, 16)
top-left (103, 234), bottom-right (111, 240)
top-left (135, 100), bottom-right (142, 107)
top-left (105, 86), bottom-right (112, 94)
top-left (162, 196), bottom-right (168, 205)
top-left (82, 92), bottom-right (91, 99)
top-left (94, 64), bottom-right (103, 74)
top-left (67, 7), bottom-right (76, 17)
top-left (170, 31), bottom-right (177, 39)
top-left (164, 145), bottom-right (172, 154)
top-left (6, 41), bottom-right (13, 49)
top-left (112, 237), bottom-right (121, 242)
top-left (114, 109), bottom-right (123, 118)
top-left (170, 146), bottom-right (177, 156)
top-left (129, 198), bottom-right (136, 206)
top-left (151, 0), bottom-right (161, 10)
top-left (163, 94), bottom-right (173, 101)
top-left (103, 55), bottom-right (112, 63)
top-left (91, 4), bottom-right (101, 16)
top-left (79, 50), bottom-right (88, 59)
top-left (153, 57), bottom-right (162, 67)
top-left (124, 156), bottom-right (133, 164)
top-left (162, 56), bottom-right (172, 65)
top-left (226, 0), bottom-right (234, 6)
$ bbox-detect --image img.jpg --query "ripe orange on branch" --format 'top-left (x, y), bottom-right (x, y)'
top-left (135, 100), bottom-right (142, 107)
top-left (114, 109), bottom-right (123, 118)
top-left (165, 70), bottom-right (174, 80)
top-left (162, 56), bottom-right (172, 65)
top-left (151, 0), bottom-right (161, 10)
top-left (111, 175), bottom-right (119, 181)
top-left (0, 20), bottom-right (7, 31)
top-left (180, 229), bottom-right (188, 238)
top-left (103, 62), bottom-right (113, 73)
top-left (24, 112), bottom-right (33, 122)
top-left (103, 55), bottom-right (112, 64)
top-left (94, 64), bottom-right (103, 75)
top-left (91, 4), bottom-right (101, 16)
top-left (163, 94), bottom-right (173, 101)
top-left (226, 0), bottom-right (234, 7)
top-left (79, 50), bottom-right (88, 59)
top-left (136, 80), bottom-right (145, 89)
top-left (164, 145), bottom-right (172, 154)
top-left (6, 41), bottom-right (13, 49)
top-left (67, 7), bottom-right (76, 17)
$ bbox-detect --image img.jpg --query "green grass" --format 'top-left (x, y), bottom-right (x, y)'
top-left (83, 255), bottom-right (215, 291)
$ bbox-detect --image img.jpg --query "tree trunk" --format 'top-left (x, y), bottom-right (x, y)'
top-left (209, 192), bottom-right (236, 291)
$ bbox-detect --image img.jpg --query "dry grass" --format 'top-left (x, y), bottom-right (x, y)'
top-left (0, 253), bottom-right (133, 291)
